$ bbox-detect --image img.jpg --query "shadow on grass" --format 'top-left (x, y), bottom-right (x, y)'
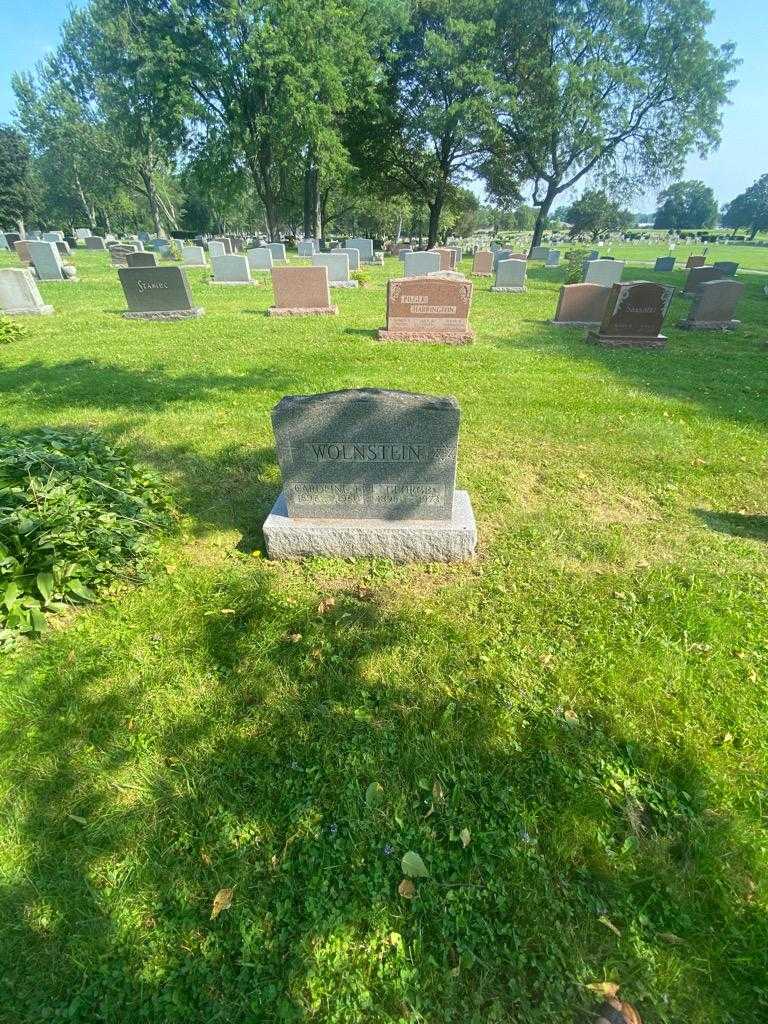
top-left (694, 509), bottom-right (768, 542)
top-left (0, 569), bottom-right (765, 1022)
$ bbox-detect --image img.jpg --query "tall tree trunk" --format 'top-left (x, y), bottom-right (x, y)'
top-left (303, 156), bottom-right (321, 239)
top-left (16, 217), bottom-right (25, 237)
top-left (427, 196), bottom-right (443, 249)
top-left (530, 184), bottom-right (558, 254)
top-left (141, 169), bottom-right (164, 237)
top-left (74, 170), bottom-right (97, 231)
top-left (395, 212), bottom-right (402, 243)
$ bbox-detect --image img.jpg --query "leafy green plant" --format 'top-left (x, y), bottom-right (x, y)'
top-left (0, 428), bottom-right (174, 647)
top-left (350, 269), bottom-right (370, 287)
top-left (0, 316), bottom-right (26, 345)
top-left (564, 248), bottom-right (590, 284)
top-left (165, 240), bottom-right (182, 261)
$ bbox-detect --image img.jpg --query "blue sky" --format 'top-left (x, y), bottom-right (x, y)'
top-left (1, 0), bottom-right (765, 210)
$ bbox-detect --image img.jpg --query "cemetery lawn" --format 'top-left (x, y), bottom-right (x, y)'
top-left (2, 249), bottom-right (768, 1024)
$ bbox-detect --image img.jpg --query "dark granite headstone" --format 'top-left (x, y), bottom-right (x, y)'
top-left (126, 251), bottom-right (158, 268)
top-left (5, 232), bottom-right (21, 247)
top-left (682, 266), bottom-right (723, 296)
top-left (85, 235), bottom-right (107, 251)
top-left (678, 279), bottom-right (744, 331)
top-left (551, 283), bottom-right (610, 327)
top-left (587, 280), bottom-right (674, 349)
top-left (712, 261), bottom-right (738, 277)
top-left (117, 266), bottom-right (203, 320)
top-left (654, 256), bottom-right (676, 271)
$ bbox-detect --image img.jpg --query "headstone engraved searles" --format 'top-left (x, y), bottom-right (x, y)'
top-left (269, 266), bottom-right (337, 316)
top-left (263, 388), bottom-right (477, 562)
top-left (117, 266), bottom-right (204, 320)
top-left (378, 275), bottom-right (474, 344)
top-left (587, 281), bottom-right (674, 349)
top-left (0, 268), bottom-right (54, 315)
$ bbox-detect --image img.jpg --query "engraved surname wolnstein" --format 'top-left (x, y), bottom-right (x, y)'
top-left (304, 442), bottom-right (431, 463)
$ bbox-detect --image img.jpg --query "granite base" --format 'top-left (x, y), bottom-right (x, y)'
top-left (677, 318), bottom-right (740, 331)
top-left (264, 490), bottom-right (477, 563)
top-left (586, 331), bottom-right (667, 349)
top-left (551, 319), bottom-right (601, 328)
top-left (329, 281), bottom-right (359, 288)
top-left (376, 329), bottom-right (474, 344)
top-left (4, 304), bottom-right (54, 316)
top-left (268, 305), bottom-right (338, 316)
top-left (210, 280), bottom-right (258, 286)
top-left (490, 285), bottom-right (526, 293)
top-left (123, 307), bottom-right (205, 320)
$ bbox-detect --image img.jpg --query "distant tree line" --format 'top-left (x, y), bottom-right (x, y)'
top-left (1, 0), bottom-right (737, 252)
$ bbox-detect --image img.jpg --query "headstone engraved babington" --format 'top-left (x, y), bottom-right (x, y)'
top-left (587, 281), bottom-right (674, 349)
top-left (263, 388), bottom-right (477, 562)
top-left (269, 266), bottom-right (337, 315)
top-left (678, 279), bottom-right (743, 331)
top-left (378, 275), bottom-right (474, 344)
top-left (117, 266), bottom-right (204, 320)
top-left (0, 268), bottom-right (54, 316)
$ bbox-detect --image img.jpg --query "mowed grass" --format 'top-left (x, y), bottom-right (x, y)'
top-left (1, 248), bottom-right (767, 1024)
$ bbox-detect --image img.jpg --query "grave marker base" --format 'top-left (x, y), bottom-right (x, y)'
top-left (586, 331), bottom-right (667, 349)
top-left (123, 307), bottom-right (204, 321)
top-left (329, 280), bottom-right (359, 288)
top-left (551, 319), bottom-right (601, 328)
top-left (209, 280), bottom-right (258, 286)
top-left (677, 318), bottom-right (741, 331)
top-left (4, 304), bottom-right (54, 316)
top-left (268, 305), bottom-right (338, 316)
top-left (264, 489), bottom-right (477, 563)
top-left (490, 285), bottom-right (526, 293)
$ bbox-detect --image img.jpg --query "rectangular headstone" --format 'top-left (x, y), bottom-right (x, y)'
top-left (531, 245), bottom-right (549, 260)
top-left (345, 247), bottom-right (361, 271)
top-left (471, 251), bottom-right (493, 275)
top-left (551, 283), bottom-right (610, 327)
top-left (587, 281), bottom-right (674, 348)
top-left (654, 256), bottom-right (676, 271)
top-left (43, 231), bottom-right (64, 243)
top-left (84, 235), bottom-right (107, 251)
top-left (269, 266), bottom-right (336, 315)
top-left (126, 251), bottom-right (158, 268)
top-left (208, 240), bottom-right (227, 258)
top-left (312, 252), bottom-right (356, 287)
top-left (546, 250), bottom-right (561, 267)
top-left (678, 279), bottom-right (743, 330)
top-left (404, 251), bottom-right (441, 277)
top-left (712, 261), bottom-right (738, 276)
top-left (492, 258), bottom-right (526, 292)
top-left (181, 244), bottom-right (206, 266)
top-left (682, 266), bottom-right (724, 296)
top-left (109, 244), bottom-right (138, 268)
top-left (268, 242), bottom-right (287, 262)
top-left (55, 241), bottom-right (71, 257)
top-left (14, 240), bottom-right (32, 265)
top-left (378, 275), bottom-right (474, 344)
top-left (118, 266), bottom-right (203, 319)
top-left (247, 247), bottom-right (274, 270)
top-left (685, 255), bottom-right (706, 269)
top-left (584, 259), bottom-right (625, 288)
top-left (346, 237), bottom-right (374, 263)
top-left (0, 232), bottom-right (8, 250)
top-left (211, 236), bottom-right (232, 254)
top-left (297, 240), bottom-right (316, 258)
top-left (433, 248), bottom-right (457, 271)
top-left (211, 254), bottom-right (254, 284)
top-left (0, 268), bottom-right (54, 315)
top-left (28, 240), bottom-right (71, 281)
top-left (75, 228), bottom-right (92, 239)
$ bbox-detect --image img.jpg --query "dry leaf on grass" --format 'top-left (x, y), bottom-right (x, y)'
top-left (460, 827), bottom-right (471, 848)
top-left (398, 878), bottom-right (416, 899)
top-left (317, 597), bottom-right (336, 614)
top-left (432, 780), bottom-right (446, 803)
top-left (586, 981), bottom-right (620, 997)
top-left (210, 887), bottom-right (233, 920)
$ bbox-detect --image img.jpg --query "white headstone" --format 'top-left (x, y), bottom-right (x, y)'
top-left (297, 240), bottom-right (316, 257)
top-left (584, 259), bottom-right (625, 288)
top-left (345, 247), bottom-right (361, 271)
top-left (75, 228), bottom-right (92, 239)
top-left (0, 268), bottom-right (54, 315)
top-left (182, 244), bottom-right (206, 266)
top-left (208, 240), bottom-right (227, 258)
top-left (346, 237), bottom-right (374, 263)
top-left (268, 242), bottom-right (287, 262)
top-left (247, 247), bottom-right (274, 271)
top-left (404, 251), bottom-right (441, 277)
top-left (492, 258), bottom-right (527, 292)
top-left (312, 252), bottom-right (356, 287)
top-left (211, 254), bottom-right (254, 284)
top-left (27, 240), bottom-right (69, 281)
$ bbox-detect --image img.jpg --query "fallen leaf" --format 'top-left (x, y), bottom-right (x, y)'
top-left (598, 915), bottom-right (621, 937)
top-left (401, 850), bottom-right (428, 878)
top-left (658, 932), bottom-right (684, 945)
top-left (220, 608), bottom-right (235, 615)
top-left (398, 878), bottom-right (416, 899)
top-left (432, 780), bottom-right (446, 803)
top-left (586, 981), bottom-right (620, 998)
top-left (287, 633), bottom-right (302, 643)
top-left (210, 887), bottom-right (233, 920)
top-left (67, 813), bottom-right (87, 826)
top-left (460, 827), bottom-right (471, 848)
top-left (317, 597), bottom-right (336, 614)
top-left (200, 850), bottom-right (212, 866)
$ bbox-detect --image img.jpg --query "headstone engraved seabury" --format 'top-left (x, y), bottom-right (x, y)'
top-left (378, 275), bottom-right (474, 344)
top-left (587, 280), bottom-right (674, 349)
top-left (263, 388), bottom-right (477, 562)
top-left (117, 266), bottom-right (204, 320)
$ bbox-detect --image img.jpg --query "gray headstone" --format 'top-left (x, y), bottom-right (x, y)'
top-left (182, 244), bottom-right (206, 266)
top-left (211, 254), bottom-right (253, 284)
top-left (680, 279), bottom-right (744, 330)
top-left (654, 256), bottom-right (676, 271)
top-left (55, 241), bottom-right (71, 258)
top-left (492, 249), bottom-right (513, 270)
top-left (298, 240), bottom-right (316, 257)
top-left (312, 252), bottom-right (355, 286)
top-left (545, 250), bottom-right (561, 267)
top-left (211, 236), bottom-right (232, 254)
top-left (346, 237), bottom-right (374, 263)
top-left (118, 266), bottom-right (203, 319)
top-left (0, 232), bottom-right (8, 250)
top-left (682, 266), bottom-right (724, 296)
top-left (531, 245), bottom-right (549, 260)
top-left (5, 233), bottom-right (21, 247)
top-left (712, 261), bottom-right (738, 277)
top-left (75, 228), bottom-right (92, 239)
top-left (345, 247), bottom-right (361, 271)
top-left (0, 268), bottom-right (54, 315)
top-left (126, 251), bottom-right (158, 268)
top-left (492, 258), bottom-right (526, 292)
top-left (84, 235), bottom-right (107, 251)
top-left (27, 240), bottom-right (69, 281)
top-left (43, 231), bottom-right (63, 243)
top-left (584, 259), bottom-right (625, 287)
top-left (208, 240), bottom-right (226, 258)
top-left (404, 251), bottom-right (441, 277)
top-left (247, 247), bottom-right (274, 270)
top-left (110, 244), bottom-right (138, 267)
top-left (268, 242), bottom-right (287, 262)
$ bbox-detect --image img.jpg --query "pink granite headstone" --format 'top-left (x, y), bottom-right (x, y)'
top-left (472, 251), bottom-right (493, 276)
top-left (378, 275), bottom-right (474, 344)
top-left (269, 266), bottom-right (337, 316)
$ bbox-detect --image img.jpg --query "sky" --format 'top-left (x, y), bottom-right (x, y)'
top-left (1, 0), bottom-right (765, 212)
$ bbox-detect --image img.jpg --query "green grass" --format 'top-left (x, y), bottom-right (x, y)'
top-left (1, 248), bottom-right (767, 1023)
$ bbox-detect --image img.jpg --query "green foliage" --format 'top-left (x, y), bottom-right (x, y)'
top-left (564, 248), bottom-right (589, 284)
top-left (0, 125), bottom-right (37, 229)
top-left (0, 316), bottom-right (27, 345)
top-left (165, 239), bottom-right (181, 261)
top-left (0, 428), bottom-right (174, 647)
top-left (722, 174), bottom-right (768, 239)
top-left (350, 268), bottom-right (369, 287)
top-left (565, 190), bottom-right (633, 241)
top-left (654, 180), bottom-right (719, 230)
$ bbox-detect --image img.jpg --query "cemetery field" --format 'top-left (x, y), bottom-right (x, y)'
top-left (2, 250), bottom-right (768, 1024)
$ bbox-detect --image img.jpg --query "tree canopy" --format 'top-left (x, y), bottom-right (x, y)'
top-left (654, 180), bottom-right (719, 230)
top-left (722, 174), bottom-right (768, 239)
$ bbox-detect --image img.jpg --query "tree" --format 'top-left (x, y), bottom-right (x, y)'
top-left (722, 174), bottom-right (768, 239)
top-left (349, 0), bottom-right (496, 248)
top-left (486, 0), bottom-right (738, 254)
top-left (566, 189), bottom-right (633, 240)
top-left (654, 180), bottom-right (718, 229)
top-left (0, 126), bottom-right (36, 233)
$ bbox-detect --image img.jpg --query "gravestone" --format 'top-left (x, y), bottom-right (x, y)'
top-left (263, 388), bottom-right (477, 562)
top-left (471, 250), bottom-right (493, 276)
top-left (85, 235), bottom-right (107, 251)
top-left (182, 244), bottom-right (206, 267)
top-left (587, 281), bottom-right (674, 349)
top-left (5, 232), bottom-right (21, 248)
top-left (678, 279), bottom-right (743, 331)
top-left (312, 252), bottom-right (357, 288)
top-left (211, 254), bottom-right (255, 284)
top-left (28, 240), bottom-right (77, 281)
top-left (378, 275), bottom-right (474, 344)
top-left (492, 249), bottom-right (513, 270)
top-left (126, 251), bottom-right (158, 268)
top-left (404, 251), bottom-right (441, 277)
top-left (685, 255), bottom-right (706, 269)
top-left (75, 228), bottom-right (92, 239)
top-left (713, 261), bottom-right (738, 277)
top-left (531, 245), bottom-right (549, 260)
top-left (109, 244), bottom-right (138, 268)
top-left (247, 247), bottom-right (274, 271)
top-left (345, 247), bottom-right (361, 271)
top-left (268, 242), bottom-right (288, 263)
top-left (346, 237), bottom-right (374, 263)
top-left (117, 266), bottom-right (203, 320)
top-left (269, 266), bottom-right (337, 315)
top-left (428, 271), bottom-right (467, 281)
top-left (682, 266), bottom-right (724, 296)
top-left (584, 259), bottom-right (625, 288)
top-left (43, 231), bottom-right (64, 243)
top-left (398, 248), bottom-right (414, 261)
top-left (55, 241), bottom-right (71, 258)
top-left (208, 240), bottom-right (227, 259)
top-left (14, 241), bottom-right (32, 265)
top-left (28, 231), bottom-right (42, 240)
top-left (491, 258), bottom-right (526, 293)
top-left (433, 247), bottom-right (457, 271)
top-left (0, 232), bottom-right (8, 250)
top-left (211, 236), bottom-right (232, 254)
top-left (0, 268), bottom-right (54, 315)
top-left (654, 256), bottom-right (676, 271)
top-left (551, 283), bottom-right (611, 328)
top-left (546, 250), bottom-right (561, 267)
top-left (298, 240), bottom-right (316, 258)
